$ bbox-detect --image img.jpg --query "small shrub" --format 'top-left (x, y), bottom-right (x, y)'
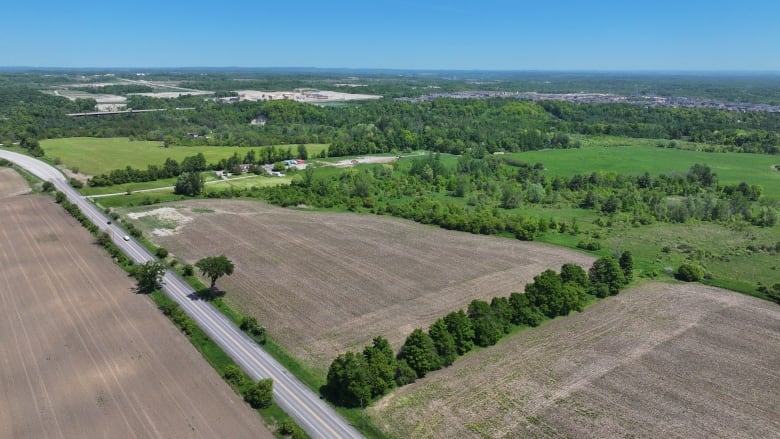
top-left (244, 379), bottom-right (273, 409)
top-left (675, 263), bottom-right (704, 282)
top-left (577, 239), bottom-right (601, 251)
top-left (182, 264), bottom-right (194, 276)
top-left (279, 418), bottom-right (298, 435)
top-left (223, 365), bottom-right (247, 388)
top-left (155, 247), bottom-right (169, 258)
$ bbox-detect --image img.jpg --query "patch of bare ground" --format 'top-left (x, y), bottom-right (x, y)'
top-left (134, 199), bottom-right (594, 370)
top-left (0, 191), bottom-right (271, 438)
top-left (369, 282), bottom-right (780, 439)
top-left (0, 167), bottom-right (31, 198)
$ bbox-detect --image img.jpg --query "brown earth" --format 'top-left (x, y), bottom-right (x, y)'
top-left (369, 282), bottom-right (780, 438)
top-left (133, 200), bottom-right (595, 370)
top-left (0, 167), bottom-right (31, 198)
top-left (0, 190), bottom-right (272, 438)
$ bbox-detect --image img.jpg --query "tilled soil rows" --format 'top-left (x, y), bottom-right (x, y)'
top-left (369, 282), bottom-right (780, 438)
top-left (139, 200), bottom-right (595, 370)
top-left (0, 191), bottom-right (271, 438)
top-left (0, 167), bottom-right (31, 198)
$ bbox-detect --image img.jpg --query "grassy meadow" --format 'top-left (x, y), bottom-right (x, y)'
top-left (509, 140), bottom-right (780, 199)
top-left (40, 137), bottom-right (328, 175)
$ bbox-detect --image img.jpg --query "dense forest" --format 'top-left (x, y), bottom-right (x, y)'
top-left (2, 75), bottom-right (780, 155)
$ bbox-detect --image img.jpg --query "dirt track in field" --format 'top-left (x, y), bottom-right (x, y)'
top-left (135, 200), bottom-right (594, 370)
top-left (370, 282), bottom-right (780, 438)
top-left (0, 190), bottom-right (271, 437)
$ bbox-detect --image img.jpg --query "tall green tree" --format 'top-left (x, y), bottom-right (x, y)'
top-left (134, 260), bottom-right (166, 294)
top-left (619, 250), bottom-right (634, 281)
top-left (173, 171), bottom-right (204, 196)
top-left (443, 309), bottom-right (475, 354)
top-left (560, 263), bottom-right (589, 290)
top-left (195, 255), bottom-right (235, 290)
top-left (363, 344), bottom-right (395, 398)
top-left (468, 300), bottom-right (503, 347)
top-left (398, 328), bottom-right (440, 378)
top-left (296, 144), bottom-right (308, 160)
top-left (324, 351), bottom-right (371, 407)
top-left (588, 256), bottom-right (626, 297)
top-left (490, 296), bottom-right (513, 334)
top-left (428, 318), bottom-right (457, 367)
top-left (525, 269), bottom-right (565, 318)
top-left (244, 379), bottom-right (273, 409)
top-left (508, 292), bottom-right (545, 327)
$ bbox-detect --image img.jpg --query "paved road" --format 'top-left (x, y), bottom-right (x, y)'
top-left (0, 150), bottom-right (364, 439)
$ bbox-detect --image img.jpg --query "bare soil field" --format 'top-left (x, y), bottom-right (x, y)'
top-left (0, 191), bottom-right (271, 438)
top-left (131, 200), bottom-right (594, 370)
top-left (0, 167), bottom-right (31, 198)
top-left (370, 282), bottom-right (780, 438)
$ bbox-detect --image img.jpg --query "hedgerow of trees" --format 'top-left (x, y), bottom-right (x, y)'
top-left (323, 259), bottom-right (622, 408)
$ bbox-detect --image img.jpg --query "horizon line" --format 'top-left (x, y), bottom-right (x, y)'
top-left (2, 66), bottom-right (780, 75)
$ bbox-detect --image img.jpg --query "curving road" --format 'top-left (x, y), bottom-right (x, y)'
top-left (0, 150), bottom-right (363, 439)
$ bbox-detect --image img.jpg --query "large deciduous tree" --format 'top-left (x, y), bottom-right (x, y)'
top-left (398, 328), bottom-right (441, 378)
top-left (588, 256), bottom-right (626, 297)
top-left (134, 260), bottom-right (166, 294)
top-left (195, 255), bottom-right (235, 290)
top-left (173, 171), bottom-right (204, 196)
top-left (324, 351), bottom-right (372, 408)
top-left (428, 318), bottom-right (457, 367)
top-left (443, 309), bottom-right (474, 355)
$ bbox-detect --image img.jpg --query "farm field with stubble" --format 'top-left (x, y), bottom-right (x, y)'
top-left (370, 282), bottom-right (780, 439)
top-left (127, 199), bottom-right (595, 371)
top-left (0, 171), bottom-right (271, 439)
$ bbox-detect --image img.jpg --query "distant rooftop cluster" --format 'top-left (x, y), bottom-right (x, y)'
top-left (396, 91), bottom-right (780, 113)
top-left (217, 89), bottom-right (381, 104)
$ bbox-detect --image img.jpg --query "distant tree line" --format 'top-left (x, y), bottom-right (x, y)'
top-left (5, 83), bottom-right (778, 157)
top-left (87, 146), bottom-right (307, 187)
top-left (323, 257), bottom-right (631, 407)
top-left (260, 156), bottom-right (777, 233)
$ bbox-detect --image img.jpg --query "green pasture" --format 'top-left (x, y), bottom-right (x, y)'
top-left (601, 221), bottom-right (780, 295)
top-left (205, 175), bottom-right (292, 191)
top-left (40, 137), bottom-right (328, 175)
top-left (81, 177), bottom-right (180, 196)
top-left (509, 142), bottom-right (780, 199)
top-left (89, 173), bottom-right (292, 208)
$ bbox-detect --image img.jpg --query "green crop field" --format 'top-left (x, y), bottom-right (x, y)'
top-left (40, 137), bottom-right (328, 175)
top-left (508, 141), bottom-right (780, 199)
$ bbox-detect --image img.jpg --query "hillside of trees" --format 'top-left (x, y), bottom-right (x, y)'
top-left (2, 71), bottom-right (780, 155)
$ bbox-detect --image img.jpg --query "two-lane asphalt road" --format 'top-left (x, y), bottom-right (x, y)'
top-left (0, 150), bottom-right (363, 439)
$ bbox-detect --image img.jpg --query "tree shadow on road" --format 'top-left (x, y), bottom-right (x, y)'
top-left (193, 287), bottom-right (225, 301)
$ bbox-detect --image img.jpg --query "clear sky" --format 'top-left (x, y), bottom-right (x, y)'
top-left (2, 0), bottom-right (779, 70)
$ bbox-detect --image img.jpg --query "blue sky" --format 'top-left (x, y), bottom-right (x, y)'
top-left (2, 0), bottom-right (779, 70)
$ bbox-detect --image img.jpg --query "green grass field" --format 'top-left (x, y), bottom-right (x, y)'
top-left (508, 140), bottom-right (780, 199)
top-left (205, 175), bottom-right (293, 191)
top-left (41, 137), bottom-right (328, 175)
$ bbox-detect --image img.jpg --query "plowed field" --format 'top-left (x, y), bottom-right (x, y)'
top-left (134, 200), bottom-right (594, 370)
top-left (0, 187), bottom-right (271, 437)
top-left (370, 283), bottom-right (780, 438)
top-left (0, 167), bottom-right (30, 198)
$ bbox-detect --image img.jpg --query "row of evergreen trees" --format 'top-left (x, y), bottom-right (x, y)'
top-left (323, 256), bottom-right (632, 407)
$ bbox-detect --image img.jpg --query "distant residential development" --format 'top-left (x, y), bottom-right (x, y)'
top-left (226, 89), bottom-right (382, 103)
top-left (396, 91), bottom-right (780, 113)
